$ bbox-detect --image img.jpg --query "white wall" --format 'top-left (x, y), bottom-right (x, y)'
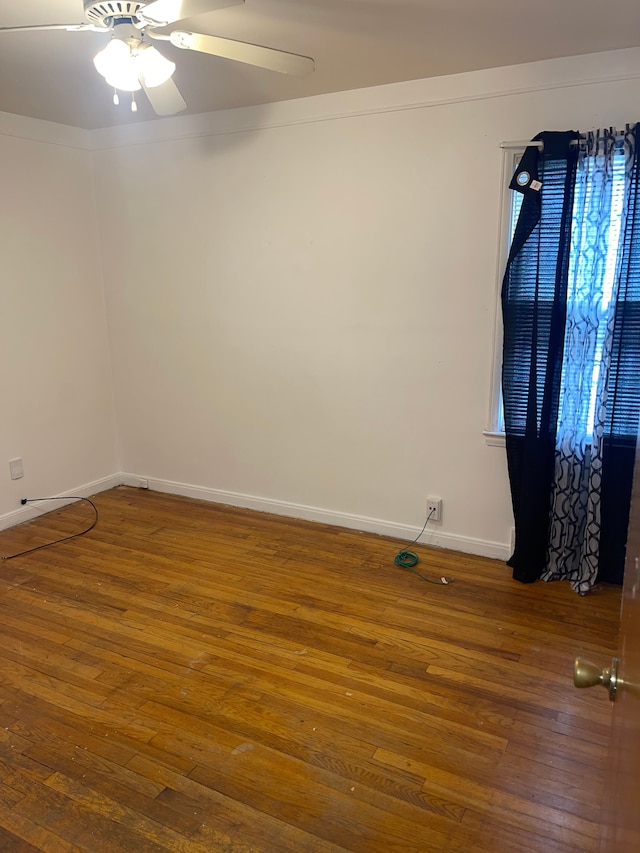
top-left (5, 48), bottom-right (640, 557)
top-left (0, 115), bottom-right (118, 523)
top-left (89, 48), bottom-right (640, 557)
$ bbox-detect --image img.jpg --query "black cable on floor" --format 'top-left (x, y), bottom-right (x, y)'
top-left (1, 496), bottom-right (98, 560)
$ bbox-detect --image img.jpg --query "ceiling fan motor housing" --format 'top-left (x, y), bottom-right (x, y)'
top-left (83, 1), bottom-right (147, 27)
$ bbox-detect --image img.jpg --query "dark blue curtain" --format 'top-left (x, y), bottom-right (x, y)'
top-left (501, 126), bottom-right (640, 592)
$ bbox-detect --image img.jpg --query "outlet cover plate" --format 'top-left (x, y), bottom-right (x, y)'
top-left (426, 496), bottom-right (442, 522)
top-left (9, 458), bottom-right (24, 480)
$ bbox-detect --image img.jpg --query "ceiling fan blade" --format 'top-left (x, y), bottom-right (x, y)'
top-left (0, 23), bottom-right (102, 33)
top-left (170, 31), bottom-right (315, 76)
top-left (141, 77), bottom-right (187, 115)
top-left (141, 0), bottom-right (244, 26)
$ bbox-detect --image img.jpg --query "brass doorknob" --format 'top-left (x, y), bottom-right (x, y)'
top-left (574, 657), bottom-right (618, 701)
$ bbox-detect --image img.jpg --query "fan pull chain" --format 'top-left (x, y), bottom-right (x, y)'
top-left (113, 88), bottom-right (120, 106)
top-left (131, 92), bottom-right (137, 112)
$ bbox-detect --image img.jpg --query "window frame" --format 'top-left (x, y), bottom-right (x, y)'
top-left (484, 148), bottom-right (523, 447)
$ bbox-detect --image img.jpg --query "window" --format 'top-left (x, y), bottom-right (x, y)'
top-left (485, 142), bottom-right (627, 446)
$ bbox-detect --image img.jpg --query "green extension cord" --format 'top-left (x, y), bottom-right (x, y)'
top-left (393, 511), bottom-right (454, 586)
top-left (394, 550), bottom-right (420, 568)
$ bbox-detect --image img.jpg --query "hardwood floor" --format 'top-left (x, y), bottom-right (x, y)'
top-left (0, 487), bottom-right (621, 852)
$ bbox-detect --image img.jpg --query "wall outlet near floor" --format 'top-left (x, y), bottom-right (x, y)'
top-left (138, 478), bottom-right (149, 489)
top-left (426, 496), bottom-right (443, 522)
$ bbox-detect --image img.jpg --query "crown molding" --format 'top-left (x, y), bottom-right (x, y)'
top-left (0, 110), bottom-right (91, 149)
top-left (2, 47), bottom-right (640, 154)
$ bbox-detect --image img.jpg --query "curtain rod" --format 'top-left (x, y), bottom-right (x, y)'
top-left (500, 139), bottom-right (579, 150)
top-left (501, 129), bottom-right (629, 150)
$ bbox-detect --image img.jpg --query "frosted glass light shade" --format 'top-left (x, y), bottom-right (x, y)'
top-left (137, 45), bottom-right (175, 88)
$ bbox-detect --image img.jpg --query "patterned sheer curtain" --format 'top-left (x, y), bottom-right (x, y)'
top-left (502, 125), bottom-right (640, 594)
top-left (543, 129), bottom-right (635, 593)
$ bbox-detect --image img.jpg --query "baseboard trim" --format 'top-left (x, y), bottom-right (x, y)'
top-left (0, 473), bottom-right (122, 532)
top-left (1, 471), bottom-right (510, 561)
top-left (121, 473), bottom-right (510, 561)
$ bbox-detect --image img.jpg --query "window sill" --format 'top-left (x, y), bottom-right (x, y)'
top-left (483, 430), bottom-right (506, 447)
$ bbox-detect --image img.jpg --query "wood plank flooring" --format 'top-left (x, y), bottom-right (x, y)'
top-left (0, 487), bottom-right (621, 852)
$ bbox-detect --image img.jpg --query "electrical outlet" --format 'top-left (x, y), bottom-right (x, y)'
top-left (426, 496), bottom-right (443, 522)
top-left (138, 478), bottom-right (149, 489)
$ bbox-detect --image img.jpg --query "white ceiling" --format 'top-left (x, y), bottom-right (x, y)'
top-left (1, 0), bottom-right (640, 130)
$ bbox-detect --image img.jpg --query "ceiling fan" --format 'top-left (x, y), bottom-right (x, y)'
top-left (0, 0), bottom-right (315, 116)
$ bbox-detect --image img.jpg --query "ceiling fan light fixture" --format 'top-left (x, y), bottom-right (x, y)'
top-left (93, 38), bottom-right (141, 91)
